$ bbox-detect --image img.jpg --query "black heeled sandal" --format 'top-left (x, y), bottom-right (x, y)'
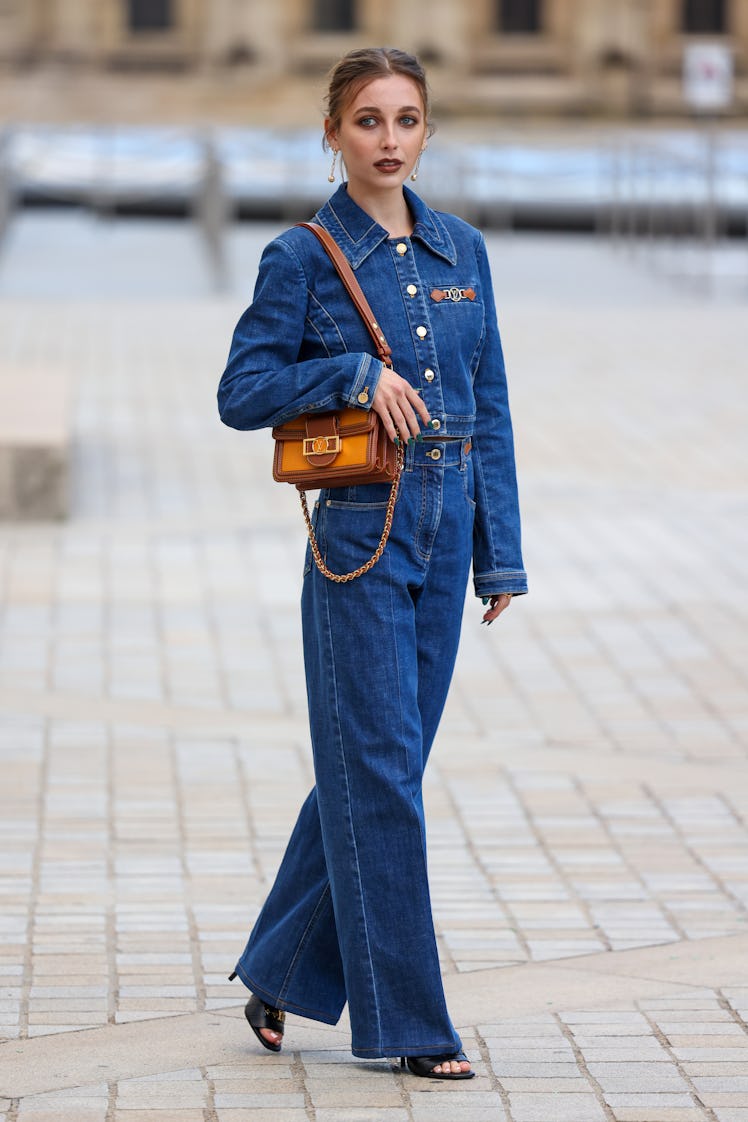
top-left (400, 1052), bottom-right (475, 1080)
top-left (243, 992), bottom-right (286, 1053)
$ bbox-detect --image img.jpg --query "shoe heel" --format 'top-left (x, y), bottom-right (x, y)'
top-left (400, 1056), bottom-right (406, 1070)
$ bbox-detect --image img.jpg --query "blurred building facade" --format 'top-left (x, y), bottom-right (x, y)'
top-left (0, 0), bottom-right (746, 117)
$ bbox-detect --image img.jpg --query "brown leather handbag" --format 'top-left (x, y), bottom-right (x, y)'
top-left (272, 222), bottom-right (404, 584)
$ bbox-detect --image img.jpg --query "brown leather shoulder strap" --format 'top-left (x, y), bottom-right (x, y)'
top-left (296, 221), bottom-right (393, 368)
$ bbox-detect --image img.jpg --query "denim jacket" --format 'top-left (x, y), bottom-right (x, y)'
top-left (218, 184), bottom-right (527, 598)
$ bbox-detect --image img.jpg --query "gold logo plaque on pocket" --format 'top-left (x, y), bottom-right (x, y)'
top-left (430, 287), bottom-right (476, 303)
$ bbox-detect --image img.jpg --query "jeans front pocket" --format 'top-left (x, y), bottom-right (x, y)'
top-left (324, 481), bottom-right (392, 510)
top-left (317, 483), bottom-right (399, 576)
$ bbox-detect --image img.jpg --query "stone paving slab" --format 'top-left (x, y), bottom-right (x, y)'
top-left (0, 216), bottom-right (746, 1117)
top-left (5, 992), bottom-right (747, 1122)
top-left (1, 701), bottom-right (745, 1040)
top-left (3, 934), bottom-right (747, 1100)
top-left (1, 685), bottom-right (748, 787)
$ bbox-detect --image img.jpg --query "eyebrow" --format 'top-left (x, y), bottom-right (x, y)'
top-left (354, 105), bottom-right (422, 114)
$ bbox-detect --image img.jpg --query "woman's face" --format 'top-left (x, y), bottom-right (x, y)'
top-left (326, 74), bottom-right (427, 196)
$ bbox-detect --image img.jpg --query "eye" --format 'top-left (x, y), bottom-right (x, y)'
top-left (356, 116), bottom-right (377, 128)
top-left (400, 115), bottom-right (419, 127)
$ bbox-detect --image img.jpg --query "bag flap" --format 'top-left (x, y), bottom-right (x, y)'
top-left (272, 408), bottom-right (376, 442)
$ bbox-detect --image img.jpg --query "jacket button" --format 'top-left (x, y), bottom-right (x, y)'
top-left (396, 242), bottom-right (408, 255)
top-left (406, 284), bottom-right (417, 296)
top-left (424, 368), bottom-right (435, 382)
top-left (431, 419), bottom-right (441, 430)
top-left (357, 390), bottom-right (369, 404)
top-left (427, 448), bottom-right (442, 460)
top-left (416, 326), bottom-right (427, 339)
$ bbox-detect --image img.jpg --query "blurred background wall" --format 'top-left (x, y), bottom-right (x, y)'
top-left (0, 0), bottom-right (746, 124)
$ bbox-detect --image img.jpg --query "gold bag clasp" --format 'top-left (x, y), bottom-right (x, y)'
top-left (303, 434), bottom-right (341, 457)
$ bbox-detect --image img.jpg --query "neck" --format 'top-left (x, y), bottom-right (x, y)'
top-left (344, 181), bottom-right (413, 238)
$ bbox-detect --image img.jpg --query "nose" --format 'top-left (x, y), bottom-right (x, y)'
top-left (381, 123), bottom-right (398, 149)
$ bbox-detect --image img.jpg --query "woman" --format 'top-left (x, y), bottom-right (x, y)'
top-left (218, 46), bottom-right (527, 1080)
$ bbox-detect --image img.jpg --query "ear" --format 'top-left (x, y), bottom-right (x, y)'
top-left (324, 117), bottom-right (338, 150)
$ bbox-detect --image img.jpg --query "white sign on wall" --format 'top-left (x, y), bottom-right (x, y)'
top-left (683, 43), bottom-right (733, 112)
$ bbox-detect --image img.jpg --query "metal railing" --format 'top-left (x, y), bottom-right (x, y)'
top-left (605, 126), bottom-right (748, 293)
top-left (194, 132), bottom-right (230, 292)
top-left (4, 124), bottom-right (747, 292)
top-left (0, 129), bottom-right (15, 251)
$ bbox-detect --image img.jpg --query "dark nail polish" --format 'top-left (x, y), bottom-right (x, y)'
top-left (482, 597), bottom-right (490, 605)
top-left (394, 436), bottom-right (400, 446)
top-left (416, 433), bottom-right (423, 442)
top-left (408, 437), bottom-right (415, 446)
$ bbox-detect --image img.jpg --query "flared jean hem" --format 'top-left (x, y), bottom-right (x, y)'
top-left (232, 965), bottom-right (462, 1059)
top-left (232, 964), bottom-right (342, 1027)
top-left (351, 1037), bottom-right (464, 1060)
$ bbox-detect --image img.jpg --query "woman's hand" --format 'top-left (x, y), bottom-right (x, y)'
top-left (371, 368), bottom-right (431, 443)
top-left (482, 594), bottom-right (512, 626)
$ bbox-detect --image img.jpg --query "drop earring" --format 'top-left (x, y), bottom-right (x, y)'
top-left (410, 149), bottom-right (425, 182)
top-left (328, 149), bottom-right (339, 184)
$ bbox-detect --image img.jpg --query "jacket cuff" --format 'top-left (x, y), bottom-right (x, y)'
top-left (473, 570), bottom-right (528, 597)
top-left (348, 354), bottom-right (383, 409)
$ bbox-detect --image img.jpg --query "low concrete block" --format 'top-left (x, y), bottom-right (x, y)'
top-left (0, 367), bottom-right (71, 519)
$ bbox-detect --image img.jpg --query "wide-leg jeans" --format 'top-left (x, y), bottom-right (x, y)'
top-left (232, 439), bottom-right (476, 1058)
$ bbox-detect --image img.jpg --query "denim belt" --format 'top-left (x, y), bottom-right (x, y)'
top-left (405, 437), bottom-right (472, 470)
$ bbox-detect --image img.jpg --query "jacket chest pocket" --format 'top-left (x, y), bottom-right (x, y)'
top-left (427, 281), bottom-right (484, 351)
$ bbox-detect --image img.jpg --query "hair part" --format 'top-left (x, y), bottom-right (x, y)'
top-left (323, 46), bottom-right (433, 150)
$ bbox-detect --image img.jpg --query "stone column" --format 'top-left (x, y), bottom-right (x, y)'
top-left (0, 1), bottom-right (38, 61)
top-left (380, 0), bottom-right (469, 73)
top-left (240, 0), bottom-right (291, 71)
top-left (574, 0), bottom-right (651, 115)
top-left (46, 0), bottom-right (98, 62)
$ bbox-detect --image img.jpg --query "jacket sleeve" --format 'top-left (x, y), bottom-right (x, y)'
top-left (217, 237), bottom-right (384, 430)
top-left (471, 235), bottom-right (528, 598)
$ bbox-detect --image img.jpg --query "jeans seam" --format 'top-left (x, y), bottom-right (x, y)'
top-left (276, 882), bottom-right (333, 1005)
top-left (414, 468), bottom-right (431, 563)
top-left (421, 470), bottom-right (444, 564)
top-left (462, 458), bottom-right (477, 509)
top-left (322, 574), bottom-right (383, 1052)
top-left (389, 555), bottom-right (409, 790)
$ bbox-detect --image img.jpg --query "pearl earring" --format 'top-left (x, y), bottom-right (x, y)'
top-left (410, 150), bottom-right (425, 182)
top-left (328, 149), bottom-right (339, 184)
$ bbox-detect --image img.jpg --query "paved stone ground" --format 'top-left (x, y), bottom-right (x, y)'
top-left (0, 212), bottom-right (746, 1121)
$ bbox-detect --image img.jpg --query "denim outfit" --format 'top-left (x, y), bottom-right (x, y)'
top-left (218, 184), bottom-right (527, 1058)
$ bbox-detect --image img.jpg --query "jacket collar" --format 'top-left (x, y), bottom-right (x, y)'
top-left (315, 184), bottom-right (457, 269)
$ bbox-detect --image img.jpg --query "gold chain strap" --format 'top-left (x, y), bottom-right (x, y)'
top-left (298, 442), bottom-right (405, 583)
